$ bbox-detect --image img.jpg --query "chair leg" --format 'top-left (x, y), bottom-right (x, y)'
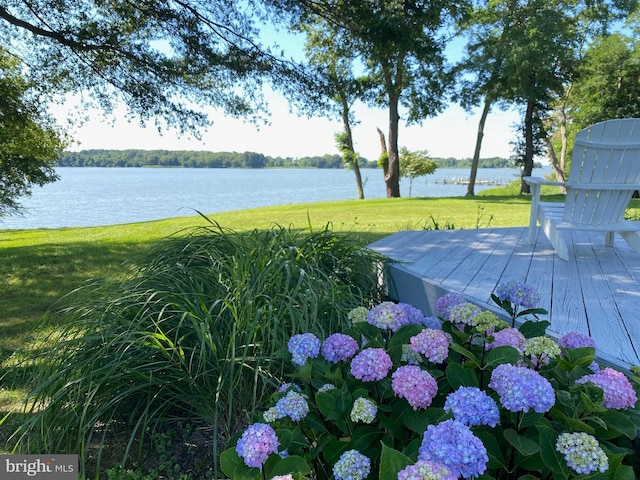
top-left (605, 231), bottom-right (614, 246)
top-left (541, 217), bottom-right (569, 261)
top-left (619, 231), bottom-right (640, 257)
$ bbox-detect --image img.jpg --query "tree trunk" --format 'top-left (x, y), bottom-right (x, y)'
top-left (466, 97), bottom-right (492, 197)
top-left (520, 99), bottom-right (535, 194)
top-left (341, 98), bottom-right (364, 199)
top-left (386, 92), bottom-right (401, 197)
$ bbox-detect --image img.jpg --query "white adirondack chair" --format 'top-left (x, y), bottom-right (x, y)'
top-left (524, 118), bottom-right (640, 261)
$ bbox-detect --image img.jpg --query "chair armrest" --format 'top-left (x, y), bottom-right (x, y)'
top-left (522, 176), bottom-right (565, 187)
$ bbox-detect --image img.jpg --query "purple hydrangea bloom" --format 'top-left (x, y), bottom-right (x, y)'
top-left (444, 386), bottom-right (500, 427)
top-left (558, 331), bottom-right (597, 350)
top-left (321, 333), bottom-right (359, 363)
top-left (274, 390), bottom-right (309, 421)
top-left (397, 302), bottom-right (428, 326)
top-left (576, 367), bottom-right (637, 409)
top-left (487, 328), bottom-right (526, 353)
top-left (435, 292), bottom-right (466, 321)
top-left (235, 423), bottom-right (279, 468)
top-left (333, 449), bottom-right (371, 480)
top-left (397, 460), bottom-right (456, 480)
top-left (366, 301), bottom-right (410, 331)
top-left (391, 365), bottom-right (438, 410)
top-left (556, 432), bottom-right (609, 475)
top-left (495, 280), bottom-right (540, 309)
top-left (489, 364), bottom-right (555, 413)
top-left (409, 328), bottom-right (451, 364)
top-left (287, 333), bottom-right (320, 366)
top-left (350, 348), bottom-right (393, 382)
top-left (418, 420), bottom-right (488, 479)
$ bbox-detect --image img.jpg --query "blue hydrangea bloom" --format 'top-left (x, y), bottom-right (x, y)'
top-left (287, 333), bottom-right (321, 366)
top-left (332, 449), bottom-right (371, 480)
top-left (418, 419), bottom-right (488, 479)
top-left (489, 364), bottom-right (555, 413)
top-left (235, 423), bottom-right (279, 468)
top-left (321, 333), bottom-right (359, 363)
top-left (444, 386), bottom-right (500, 427)
top-left (274, 390), bottom-right (309, 421)
top-left (495, 280), bottom-right (540, 309)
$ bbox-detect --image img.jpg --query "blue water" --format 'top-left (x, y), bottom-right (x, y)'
top-left (0, 166), bottom-right (550, 230)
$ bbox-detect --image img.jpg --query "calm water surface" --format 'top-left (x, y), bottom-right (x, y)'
top-left (0, 166), bottom-right (550, 230)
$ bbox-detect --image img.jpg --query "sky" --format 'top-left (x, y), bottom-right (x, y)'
top-left (56, 18), bottom-right (523, 162)
top-left (60, 94), bottom-right (521, 161)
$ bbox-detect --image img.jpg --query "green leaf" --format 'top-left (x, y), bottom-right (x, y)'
top-left (219, 448), bottom-right (261, 480)
top-left (537, 425), bottom-right (569, 478)
top-left (379, 443), bottom-right (413, 480)
top-left (503, 428), bottom-right (540, 456)
top-left (484, 345), bottom-right (521, 368)
top-left (445, 361), bottom-right (480, 389)
top-left (518, 320), bottom-right (550, 338)
top-left (352, 426), bottom-right (383, 452)
top-left (475, 430), bottom-right (508, 470)
top-left (598, 410), bottom-right (637, 440)
top-left (265, 455), bottom-right (312, 478)
top-left (449, 343), bottom-right (481, 367)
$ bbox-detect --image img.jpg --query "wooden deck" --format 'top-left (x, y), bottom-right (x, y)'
top-left (367, 227), bottom-right (640, 372)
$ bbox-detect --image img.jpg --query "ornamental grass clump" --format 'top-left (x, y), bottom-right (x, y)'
top-left (222, 282), bottom-right (640, 480)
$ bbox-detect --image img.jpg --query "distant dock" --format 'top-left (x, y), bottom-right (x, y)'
top-left (434, 177), bottom-right (508, 186)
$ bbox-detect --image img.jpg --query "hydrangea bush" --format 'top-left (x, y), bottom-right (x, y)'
top-left (221, 282), bottom-right (640, 479)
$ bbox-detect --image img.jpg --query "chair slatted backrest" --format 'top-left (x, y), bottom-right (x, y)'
top-left (563, 119), bottom-right (640, 228)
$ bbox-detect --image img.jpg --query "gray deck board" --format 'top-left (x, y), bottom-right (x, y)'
top-left (368, 227), bottom-right (640, 372)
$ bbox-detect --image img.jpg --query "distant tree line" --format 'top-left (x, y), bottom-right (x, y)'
top-left (58, 150), bottom-right (514, 169)
top-left (57, 149), bottom-right (380, 169)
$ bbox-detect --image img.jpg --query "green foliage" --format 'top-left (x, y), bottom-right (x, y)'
top-left (0, 1), bottom-right (303, 133)
top-left (569, 33), bottom-right (640, 128)
top-left (58, 149), bottom-right (360, 168)
top-left (9, 222), bottom-right (387, 477)
top-left (222, 288), bottom-right (640, 480)
top-left (399, 147), bottom-right (438, 197)
top-left (0, 50), bottom-right (67, 215)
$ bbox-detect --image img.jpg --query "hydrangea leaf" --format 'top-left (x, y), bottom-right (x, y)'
top-left (484, 345), bottom-right (522, 368)
top-left (449, 343), bottom-right (481, 367)
top-left (379, 443), bottom-right (413, 480)
top-left (219, 448), bottom-right (261, 480)
top-left (264, 455), bottom-right (312, 479)
top-left (445, 361), bottom-right (480, 389)
top-left (518, 320), bottom-right (550, 338)
top-left (599, 410), bottom-right (637, 440)
top-left (536, 425), bottom-right (570, 477)
top-left (503, 428), bottom-right (540, 456)
top-left (352, 426), bottom-right (383, 452)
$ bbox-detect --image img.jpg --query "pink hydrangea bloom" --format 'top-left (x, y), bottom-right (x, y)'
top-left (409, 328), bottom-right (451, 363)
top-left (576, 367), bottom-right (637, 409)
top-left (391, 365), bottom-right (438, 410)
